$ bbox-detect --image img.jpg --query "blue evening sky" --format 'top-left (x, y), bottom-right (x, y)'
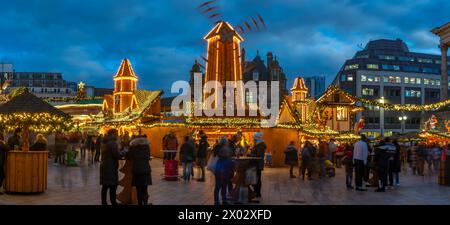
top-left (0, 0), bottom-right (448, 94)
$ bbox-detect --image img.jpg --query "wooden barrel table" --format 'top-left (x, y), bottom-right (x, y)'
top-left (4, 151), bottom-right (48, 193)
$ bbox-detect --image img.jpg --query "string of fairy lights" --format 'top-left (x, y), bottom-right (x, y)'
top-left (0, 113), bottom-right (73, 133)
top-left (326, 86), bottom-right (450, 111)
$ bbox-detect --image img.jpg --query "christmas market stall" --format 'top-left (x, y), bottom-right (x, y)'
top-left (0, 89), bottom-right (72, 193)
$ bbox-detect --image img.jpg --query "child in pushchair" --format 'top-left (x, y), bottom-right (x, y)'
top-left (325, 160), bottom-right (335, 177)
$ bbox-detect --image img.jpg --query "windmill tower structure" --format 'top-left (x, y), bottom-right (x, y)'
top-left (203, 21), bottom-right (245, 109)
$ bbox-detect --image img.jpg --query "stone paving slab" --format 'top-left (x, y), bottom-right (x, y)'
top-left (1, 158), bottom-right (450, 205)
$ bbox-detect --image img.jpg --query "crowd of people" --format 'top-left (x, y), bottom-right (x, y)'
top-left (163, 130), bottom-right (267, 205)
top-left (284, 135), bottom-right (449, 192)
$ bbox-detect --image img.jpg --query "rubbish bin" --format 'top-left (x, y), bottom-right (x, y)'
top-left (165, 160), bottom-right (178, 181)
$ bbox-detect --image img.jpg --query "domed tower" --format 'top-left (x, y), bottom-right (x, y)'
top-left (291, 77), bottom-right (309, 123)
top-left (203, 21), bottom-right (245, 108)
top-left (113, 59), bottom-right (138, 113)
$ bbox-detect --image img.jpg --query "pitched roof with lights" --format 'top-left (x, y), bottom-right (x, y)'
top-left (203, 21), bottom-right (244, 41)
top-left (113, 59), bottom-right (138, 79)
top-left (291, 77), bottom-right (308, 92)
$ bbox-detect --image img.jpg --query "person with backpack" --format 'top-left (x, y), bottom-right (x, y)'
top-left (284, 141), bottom-right (298, 178)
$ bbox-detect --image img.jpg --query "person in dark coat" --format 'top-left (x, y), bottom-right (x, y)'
top-left (7, 128), bottom-right (21, 150)
top-left (300, 141), bottom-right (316, 180)
top-left (94, 134), bottom-right (103, 162)
top-left (0, 132), bottom-right (10, 194)
top-left (196, 131), bottom-right (209, 182)
top-left (392, 140), bottom-right (402, 187)
top-left (213, 137), bottom-right (234, 205)
top-left (374, 137), bottom-right (395, 192)
top-left (100, 129), bottom-right (127, 205)
top-left (30, 134), bottom-right (47, 151)
top-left (127, 135), bottom-right (152, 205)
top-left (250, 132), bottom-right (266, 200)
top-left (284, 141), bottom-right (298, 178)
top-left (180, 135), bottom-right (196, 181)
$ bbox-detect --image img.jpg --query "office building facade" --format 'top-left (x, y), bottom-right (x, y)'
top-left (304, 76), bottom-right (326, 99)
top-left (332, 38), bottom-right (450, 137)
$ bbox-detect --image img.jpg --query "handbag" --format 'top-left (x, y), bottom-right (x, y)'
top-left (245, 167), bottom-right (258, 185)
top-left (207, 155), bottom-right (218, 173)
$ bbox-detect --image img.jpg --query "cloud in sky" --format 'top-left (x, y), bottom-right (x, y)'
top-left (0, 0), bottom-right (448, 93)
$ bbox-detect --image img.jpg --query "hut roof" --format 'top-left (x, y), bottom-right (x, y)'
top-left (0, 90), bottom-right (67, 116)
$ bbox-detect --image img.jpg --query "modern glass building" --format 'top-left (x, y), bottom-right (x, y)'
top-left (304, 75), bottom-right (326, 99)
top-left (332, 38), bottom-right (450, 137)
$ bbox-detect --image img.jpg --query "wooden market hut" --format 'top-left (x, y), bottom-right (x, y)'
top-left (0, 90), bottom-right (71, 193)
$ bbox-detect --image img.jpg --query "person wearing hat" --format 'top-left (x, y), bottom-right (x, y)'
top-left (250, 132), bottom-right (266, 200)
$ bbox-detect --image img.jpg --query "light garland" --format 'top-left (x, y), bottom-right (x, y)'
top-left (324, 86), bottom-right (450, 111)
top-left (0, 112), bottom-right (74, 133)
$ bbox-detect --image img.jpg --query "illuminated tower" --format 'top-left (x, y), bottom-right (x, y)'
top-left (113, 59), bottom-right (138, 113)
top-left (291, 77), bottom-right (309, 123)
top-left (203, 21), bottom-right (245, 107)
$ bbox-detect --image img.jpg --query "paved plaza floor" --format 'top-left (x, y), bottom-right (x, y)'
top-left (1, 158), bottom-right (450, 205)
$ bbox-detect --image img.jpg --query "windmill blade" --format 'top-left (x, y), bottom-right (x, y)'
top-left (202, 6), bottom-right (218, 14)
top-left (236, 25), bottom-right (245, 34)
top-left (257, 13), bottom-right (266, 29)
top-left (201, 55), bottom-right (208, 63)
top-left (197, 0), bottom-right (215, 9)
top-left (244, 21), bottom-right (252, 32)
top-left (251, 17), bottom-right (260, 31)
top-left (209, 13), bottom-right (221, 19)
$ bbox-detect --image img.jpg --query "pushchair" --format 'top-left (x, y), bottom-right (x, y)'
top-left (325, 160), bottom-right (335, 177)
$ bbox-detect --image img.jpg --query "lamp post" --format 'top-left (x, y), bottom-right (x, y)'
top-left (379, 97), bottom-right (385, 137)
top-left (398, 115), bottom-right (407, 134)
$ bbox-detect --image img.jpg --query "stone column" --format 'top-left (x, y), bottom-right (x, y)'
top-left (440, 44), bottom-right (448, 101)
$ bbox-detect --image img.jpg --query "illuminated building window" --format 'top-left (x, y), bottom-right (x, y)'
top-left (435, 60), bottom-right (441, 64)
top-left (367, 64), bottom-right (379, 69)
top-left (435, 80), bottom-right (440, 86)
top-left (398, 56), bottom-right (414, 62)
top-left (418, 58), bottom-right (433, 63)
top-left (362, 88), bottom-right (376, 96)
top-left (405, 90), bottom-right (421, 98)
top-left (416, 78), bottom-right (421, 84)
top-left (404, 77), bottom-right (409, 84)
top-left (374, 76), bottom-right (380, 82)
top-left (336, 107), bottom-right (348, 121)
top-left (424, 79), bottom-right (430, 85)
top-left (344, 64), bottom-right (359, 70)
top-left (403, 65), bottom-right (420, 72)
top-left (395, 77), bottom-right (401, 83)
top-left (361, 75), bottom-right (367, 82)
top-left (379, 55), bottom-right (396, 60)
top-left (423, 67), bottom-right (439, 73)
top-left (347, 75), bottom-right (354, 81)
